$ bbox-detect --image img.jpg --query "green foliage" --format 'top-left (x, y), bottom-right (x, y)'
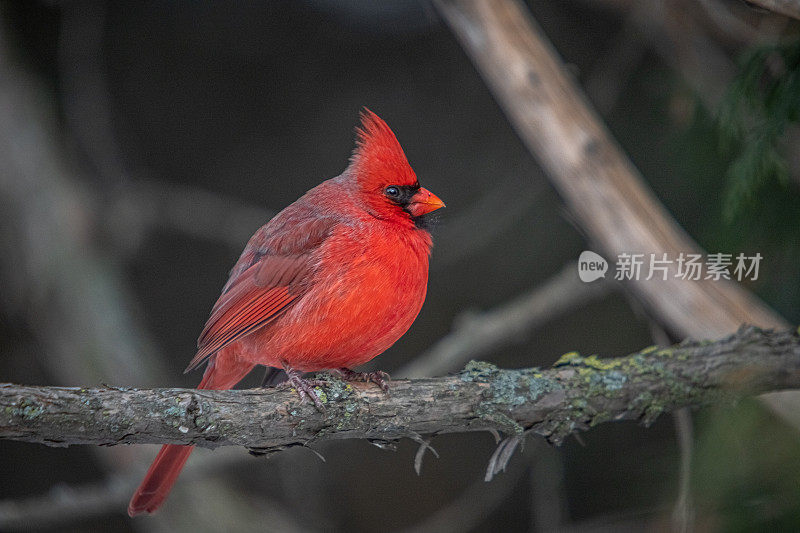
top-left (672, 43), bottom-right (800, 323)
top-left (693, 399), bottom-right (800, 531)
top-left (717, 41), bottom-right (800, 221)
top-left (675, 102), bottom-right (800, 323)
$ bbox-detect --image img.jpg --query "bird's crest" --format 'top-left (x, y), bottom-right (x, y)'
top-left (349, 109), bottom-right (418, 188)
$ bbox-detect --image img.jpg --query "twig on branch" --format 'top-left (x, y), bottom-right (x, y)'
top-left (1, 327), bottom-right (798, 451)
top-left (398, 452), bottom-right (528, 533)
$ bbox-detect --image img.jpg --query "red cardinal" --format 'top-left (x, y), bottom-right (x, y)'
top-left (128, 110), bottom-right (444, 516)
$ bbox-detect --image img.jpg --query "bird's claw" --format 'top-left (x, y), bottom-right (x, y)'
top-left (332, 368), bottom-right (391, 394)
top-left (278, 364), bottom-right (390, 410)
top-left (281, 367), bottom-right (327, 411)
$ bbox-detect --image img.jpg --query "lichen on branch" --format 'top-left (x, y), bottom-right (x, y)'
top-left (1, 327), bottom-right (799, 452)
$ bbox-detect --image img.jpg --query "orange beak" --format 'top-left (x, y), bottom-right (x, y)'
top-left (407, 187), bottom-right (445, 218)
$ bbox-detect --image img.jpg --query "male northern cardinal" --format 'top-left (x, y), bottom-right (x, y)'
top-left (128, 110), bottom-right (444, 516)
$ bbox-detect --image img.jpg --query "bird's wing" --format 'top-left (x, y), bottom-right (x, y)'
top-left (184, 216), bottom-right (335, 372)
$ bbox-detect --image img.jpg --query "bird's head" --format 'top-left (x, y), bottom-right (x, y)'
top-left (346, 109), bottom-right (444, 228)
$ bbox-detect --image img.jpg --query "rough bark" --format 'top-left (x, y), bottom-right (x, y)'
top-left (1, 327), bottom-right (798, 450)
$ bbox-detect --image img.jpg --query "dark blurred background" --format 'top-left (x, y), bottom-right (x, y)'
top-left (1, 0), bottom-right (799, 531)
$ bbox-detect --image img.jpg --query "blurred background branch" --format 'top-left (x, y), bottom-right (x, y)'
top-left (0, 16), bottom-right (163, 389)
top-left (746, 0), bottom-right (800, 21)
top-left (435, 0), bottom-right (787, 337)
top-left (398, 262), bottom-right (614, 378)
top-left (0, 447), bottom-right (311, 533)
top-left (0, 6), bottom-right (297, 530)
top-left (435, 0), bottom-right (800, 429)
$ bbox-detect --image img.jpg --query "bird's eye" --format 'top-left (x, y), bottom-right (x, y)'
top-left (385, 186), bottom-right (400, 198)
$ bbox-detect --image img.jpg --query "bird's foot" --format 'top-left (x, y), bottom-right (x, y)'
top-left (332, 368), bottom-right (391, 393)
top-left (281, 366), bottom-right (326, 411)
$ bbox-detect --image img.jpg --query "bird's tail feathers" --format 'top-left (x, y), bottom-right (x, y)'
top-left (128, 358), bottom-right (253, 516)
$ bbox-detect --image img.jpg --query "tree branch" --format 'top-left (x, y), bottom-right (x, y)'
top-left (1, 327), bottom-right (798, 451)
top-left (745, 0), bottom-right (800, 21)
